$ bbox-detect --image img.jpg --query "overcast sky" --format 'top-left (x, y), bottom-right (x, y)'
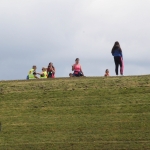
top-left (0, 0), bottom-right (150, 80)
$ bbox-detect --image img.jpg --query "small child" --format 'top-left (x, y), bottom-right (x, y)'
top-left (69, 73), bottom-right (73, 77)
top-left (104, 69), bottom-right (110, 77)
top-left (37, 67), bottom-right (48, 79)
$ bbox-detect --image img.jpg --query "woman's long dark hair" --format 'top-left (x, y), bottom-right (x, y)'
top-left (47, 62), bottom-right (55, 70)
top-left (111, 41), bottom-right (122, 54)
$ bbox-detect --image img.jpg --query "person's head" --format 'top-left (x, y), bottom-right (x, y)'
top-left (114, 41), bottom-right (120, 47)
top-left (112, 41), bottom-right (122, 52)
top-left (69, 73), bottom-right (73, 77)
top-left (32, 65), bottom-right (37, 70)
top-left (48, 62), bottom-right (54, 68)
top-left (42, 67), bottom-right (46, 72)
top-left (75, 58), bottom-right (79, 64)
top-left (105, 69), bottom-right (109, 74)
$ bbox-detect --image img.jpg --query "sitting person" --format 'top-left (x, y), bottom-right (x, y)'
top-left (27, 65), bottom-right (38, 79)
top-left (36, 67), bottom-right (48, 79)
top-left (104, 69), bottom-right (110, 77)
top-left (47, 62), bottom-right (55, 78)
top-left (72, 58), bottom-right (84, 77)
top-left (69, 73), bottom-right (73, 77)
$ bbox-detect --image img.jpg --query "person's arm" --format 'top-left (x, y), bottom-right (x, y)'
top-left (48, 67), bottom-right (55, 73)
top-left (121, 52), bottom-right (123, 59)
top-left (80, 66), bottom-right (84, 76)
top-left (52, 67), bottom-right (55, 73)
top-left (111, 50), bottom-right (115, 56)
top-left (120, 50), bottom-right (123, 59)
top-left (111, 48), bottom-right (114, 55)
top-left (34, 75), bottom-right (39, 79)
top-left (36, 72), bottom-right (44, 76)
top-left (72, 65), bottom-right (74, 71)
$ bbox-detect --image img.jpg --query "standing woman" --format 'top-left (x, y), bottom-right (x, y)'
top-left (72, 58), bottom-right (84, 77)
top-left (47, 62), bottom-right (55, 78)
top-left (111, 41), bottom-right (124, 76)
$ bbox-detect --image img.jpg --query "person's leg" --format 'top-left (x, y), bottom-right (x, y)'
top-left (79, 72), bottom-right (83, 77)
top-left (72, 73), bottom-right (77, 77)
top-left (34, 75), bottom-right (39, 79)
top-left (118, 57), bottom-right (123, 75)
top-left (73, 71), bottom-right (80, 77)
top-left (114, 57), bottom-right (119, 75)
top-left (48, 72), bottom-right (52, 78)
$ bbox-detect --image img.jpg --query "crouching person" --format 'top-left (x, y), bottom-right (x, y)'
top-left (27, 65), bottom-right (38, 79)
top-left (37, 67), bottom-right (48, 79)
top-left (47, 62), bottom-right (55, 78)
top-left (104, 69), bottom-right (110, 77)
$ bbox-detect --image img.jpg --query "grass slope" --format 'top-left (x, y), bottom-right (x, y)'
top-left (0, 76), bottom-right (150, 150)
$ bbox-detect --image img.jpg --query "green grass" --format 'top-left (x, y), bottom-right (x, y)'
top-left (0, 76), bottom-right (150, 150)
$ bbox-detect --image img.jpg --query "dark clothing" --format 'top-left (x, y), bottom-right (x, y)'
top-left (26, 75), bottom-right (29, 80)
top-left (47, 71), bottom-right (53, 78)
top-left (112, 45), bottom-right (123, 57)
top-left (73, 71), bottom-right (83, 77)
top-left (112, 48), bottom-right (123, 57)
top-left (47, 67), bottom-right (55, 78)
top-left (114, 56), bottom-right (123, 75)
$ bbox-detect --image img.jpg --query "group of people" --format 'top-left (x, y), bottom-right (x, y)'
top-left (27, 41), bottom-right (124, 79)
top-left (27, 62), bottom-right (55, 79)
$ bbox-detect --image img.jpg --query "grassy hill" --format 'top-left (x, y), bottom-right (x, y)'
top-left (0, 76), bottom-right (150, 150)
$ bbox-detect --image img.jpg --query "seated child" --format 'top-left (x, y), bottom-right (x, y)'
top-left (27, 65), bottom-right (38, 79)
top-left (104, 69), bottom-right (110, 77)
top-left (37, 67), bottom-right (48, 79)
top-left (69, 73), bottom-right (73, 77)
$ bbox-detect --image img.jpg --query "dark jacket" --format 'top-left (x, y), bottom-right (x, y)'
top-left (112, 45), bottom-right (123, 57)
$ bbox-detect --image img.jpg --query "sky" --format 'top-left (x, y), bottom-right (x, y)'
top-left (0, 0), bottom-right (150, 80)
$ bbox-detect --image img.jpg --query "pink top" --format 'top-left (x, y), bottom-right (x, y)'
top-left (73, 64), bottom-right (81, 72)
